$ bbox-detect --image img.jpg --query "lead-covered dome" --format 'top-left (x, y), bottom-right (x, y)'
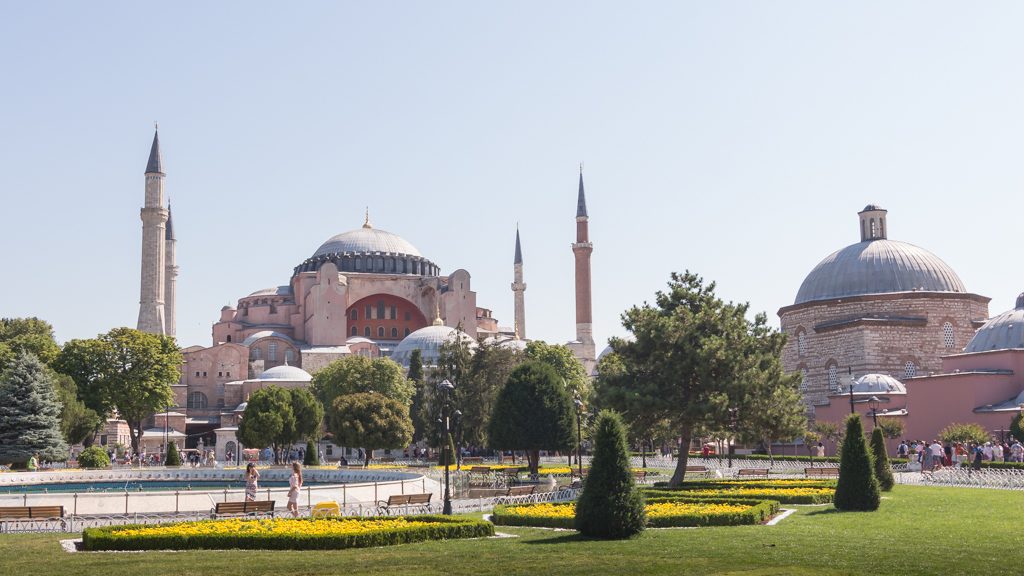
top-left (293, 217), bottom-right (440, 278)
top-left (964, 293), bottom-right (1024, 353)
top-left (313, 227), bottom-right (422, 259)
top-left (850, 373), bottom-right (907, 395)
top-left (256, 365), bottom-right (312, 382)
top-left (390, 325), bottom-right (476, 367)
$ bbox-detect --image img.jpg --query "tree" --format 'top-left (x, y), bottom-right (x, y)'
top-left (594, 350), bottom-right (666, 467)
top-left (875, 417), bottom-right (905, 441)
top-left (525, 341), bottom-right (590, 400)
top-left (289, 387), bottom-right (324, 442)
top-left (327, 392), bottom-right (413, 467)
top-left (77, 446), bottom-right (110, 469)
top-left (812, 420), bottom-right (843, 448)
top-left (602, 272), bottom-right (794, 487)
top-left (574, 410), bottom-right (646, 539)
top-left (51, 371), bottom-right (101, 446)
top-left (164, 440), bottom-right (181, 466)
top-left (458, 339), bottom-right (524, 449)
top-left (303, 439), bottom-right (320, 466)
top-left (870, 428), bottom-right (895, 491)
top-left (0, 317), bottom-right (61, 372)
top-left (237, 385), bottom-right (294, 463)
top-left (488, 361), bottom-right (575, 475)
top-left (834, 414), bottom-right (880, 511)
top-left (53, 328), bottom-right (180, 454)
top-left (312, 356), bottom-right (414, 417)
top-left (736, 373), bottom-right (807, 466)
top-left (408, 349), bottom-right (430, 442)
top-left (939, 422), bottom-right (990, 445)
top-left (1011, 414), bottom-right (1024, 444)
top-left (0, 352), bottom-right (69, 465)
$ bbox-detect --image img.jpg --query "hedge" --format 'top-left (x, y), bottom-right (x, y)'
top-left (491, 497), bottom-right (780, 529)
top-left (643, 487), bottom-right (833, 505)
top-left (81, 515), bottom-right (493, 551)
top-left (652, 479), bottom-right (836, 490)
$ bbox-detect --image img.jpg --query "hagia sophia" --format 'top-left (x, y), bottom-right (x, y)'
top-left (129, 128), bottom-right (1024, 457)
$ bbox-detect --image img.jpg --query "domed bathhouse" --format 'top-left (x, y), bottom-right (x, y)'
top-left (779, 205), bottom-right (990, 413)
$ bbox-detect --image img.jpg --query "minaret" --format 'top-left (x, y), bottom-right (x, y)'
top-left (571, 168), bottom-right (596, 372)
top-left (137, 127), bottom-right (168, 335)
top-left (163, 201), bottom-right (178, 337)
top-left (511, 226), bottom-right (527, 340)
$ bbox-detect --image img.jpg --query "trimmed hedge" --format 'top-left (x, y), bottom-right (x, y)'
top-left (81, 515), bottom-right (493, 551)
top-left (643, 487), bottom-right (833, 505)
top-left (491, 497), bottom-right (780, 529)
top-left (77, 446), bottom-right (110, 469)
top-left (653, 479), bottom-right (836, 490)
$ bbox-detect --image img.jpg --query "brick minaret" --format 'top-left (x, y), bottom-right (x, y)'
top-left (137, 128), bottom-right (168, 335)
top-left (571, 170), bottom-right (596, 373)
top-left (163, 202), bottom-right (178, 337)
top-left (511, 226), bottom-right (526, 339)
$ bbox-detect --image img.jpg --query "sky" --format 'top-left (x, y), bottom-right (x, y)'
top-left (3, 2), bottom-right (1024, 351)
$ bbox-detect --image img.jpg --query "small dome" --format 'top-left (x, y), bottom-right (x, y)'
top-left (795, 239), bottom-right (966, 305)
top-left (256, 365), bottom-right (312, 382)
top-left (313, 227), bottom-right (422, 259)
top-left (847, 373), bottom-right (907, 395)
top-left (390, 325), bottom-right (476, 367)
top-left (964, 294), bottom-right (1024, 353)
top-left (248, 286), bottom-right (293, 297)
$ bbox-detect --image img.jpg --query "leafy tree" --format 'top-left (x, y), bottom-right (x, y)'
top-left (813, 420), bottom-right (843, 447)
top-left (595, 350), bottom-right (665, 466)
top-left (289, 387), bottom-right (324, 442)
top-left (875, 417), bottom-right (904, 441)
top-left (834, 414), bottom-right (880, 511)
top-left (736, 372), bottom-right (807, 466)
top-left (525, 340), bottom-right (590, 400)
top-left (0, 352), bottom-right (69, 465)
top-left (1011, 414), bottom-right (1024, 444)
top-left (603, 272), bottom-right (793, 487)
top-left (164, 440), bottom-right (181, 466)
top-left (0, 317), bottom-right (61, 372)
top-left (939, 422), bottom-right (990, 445)
top-left (488, 361), bottom-right (575, 475)
top-left (327, 392), bottom-right (413, 467)
top-left (237, 385), bottom-right (294, 463)
top-left (408, 349), bottom-right (430, 442)
top-left (77, 446), bottom-right (110, 469)
top-left (575, 410), bottom-right (646, 539)
top-left (458, 339), bottom-right (524, 448)
top-left (303, 439), bottom-right (320, 466)
top-left (53, 338), bottom-right (114, 418)
top-left (51, 372), bottom-right (101, 446)
top-left (870, 427), bottom-right (895, 491)
top-left (312, 355), bottom-right (414, 417)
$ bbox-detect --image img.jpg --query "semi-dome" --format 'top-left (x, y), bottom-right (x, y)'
top-left (795, 239), bottom-right (966, 305)
top-left (256, 365), bottom-right (312, 382)
top-left (964, 293), bottom-right (1024, 353)
top-left (390, 325), bottom-right (476, 367)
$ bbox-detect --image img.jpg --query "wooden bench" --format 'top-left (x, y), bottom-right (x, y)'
top-left (0, 506), bottom-right (66, 532)
top-left (376, 493), bottom-right (433, 515)
top-left (212, 500), bottom-right (275, 518)
top-left (632, 470), bottom-right (648, 484)
top-left (685, 465), bottom-right (710, 478)
top-left (736, 468), bottom-right (769, 479)
top-left (495, 484), bottom-right (537, 504)
top-left (805, 467), bottom-right (840, 478)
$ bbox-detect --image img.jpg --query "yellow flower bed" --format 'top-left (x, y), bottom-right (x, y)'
top-left (115, 517), bottom-right (431, 538)
top-left (491, 498), bottom-right (776, 529)
top-left (497, 501), bottom-right (749, 519)
top-left (687, 487), bottom-right (832, 497)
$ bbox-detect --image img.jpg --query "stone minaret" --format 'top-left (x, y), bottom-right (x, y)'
top-left (163, 202), bottom-right (178, 337)
top-left (571, 169), bottom-right (596, 372)
top-left (511, 226), bottom-right (526, 339)
top-left (137, 128), bottom-right (168, 335)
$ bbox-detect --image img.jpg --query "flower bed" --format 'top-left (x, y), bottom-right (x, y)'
top-left (491, 497), bottom-right (779, 529)
top-left (644, 483), bottom-right (834, 505)
top-left (81, 515), bottom-right (494, 551)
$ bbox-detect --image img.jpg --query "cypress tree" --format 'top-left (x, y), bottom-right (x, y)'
top-left (0, 351), bottom-right (68, 466)
top-left (834, 414), bottom-right (880, 511)
top-left (870, 427), bottom-right (895, 491)
top-left (165, 440), bottom-right (181, 466)
top-left (574, 410), bottom-right (646, 539)
top-left (304, 439), bottom-right (320, 466)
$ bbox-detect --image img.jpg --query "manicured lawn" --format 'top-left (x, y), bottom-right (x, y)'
top-left (0, 485), bottom-right (1014, 575)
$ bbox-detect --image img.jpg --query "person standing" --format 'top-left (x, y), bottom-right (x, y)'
top-left (897, 440), bottom-right (909, 459)
top-left (245, 463), bottom-right (260, 502)
top-left (288, 462), bottom-right (303, 517)
top-left (815, 442), bottom-right (826, 458)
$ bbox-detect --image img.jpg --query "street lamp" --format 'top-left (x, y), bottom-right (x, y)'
top-left (848, 371), bottom-right (856, 414)
top-left (573, 396), bottom-right (584, 479)
top-left (868, 396), bottom-right (881, 428)
top-left (437, 378), bottom-right (455, 515)
top-left (453, 410), bottom-right (463, 471)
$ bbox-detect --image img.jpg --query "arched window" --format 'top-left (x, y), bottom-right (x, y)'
top-left (942, 322), bottom-right (955, 348)
top-left (268, 342), bottom-right (278, 362)
top-left (378, 327), bottom-right (385, 338)
top-left (226, 335), bottom-right (232, 343)
top-left (904, 361), bottom-right (917, 379)
top-left (351, 326), bottom-right (358, 336)
top-left (827, 363), bottom-right (838, 392)
top-left (391, 327), bottom-right (398, 338)
top-left (251, 347), bottom-right (262, 360)
top-left (351, 309), bottom-right (358, 320)
top-left (187, 391), bottom-right (208, 410)
top-left (284, 349), bottom-right (294, 364)
top-left (364, 326), bottom-right (371, 337)
top-left (797, 329), bottom-right (807, 357)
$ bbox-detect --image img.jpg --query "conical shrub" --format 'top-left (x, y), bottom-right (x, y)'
top-left (870, 427), bottom-right (894, 491)
top-left (834, 414), bottom-right (880, 511)
top-left (304, 440), bottom-right (319, 466)
top-left (164, 440), bottom-right (181, 467)
top-left (574, 410), bottom-right (646, 538)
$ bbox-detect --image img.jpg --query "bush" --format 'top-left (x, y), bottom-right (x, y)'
top-left (834, 414), bottom-right (880, 511)
top-left (491, 497), bottom-right (780, 529)
top-left (303, 440), bottom-right (319, 466)
top-left (643, 486), bottom-right (833, 505)
top-left (164, 440), bottom-right (181, 467)
top-left (939, 422), bottom-right (990, 445)
top-left (574, 410), bottom-right (646, 539)
top-left (870, 428), bottom-right (894, 491)
top-left (82, 515), bottom-right (493, 551)
top-left (77, 446), bottom-right (110, 469)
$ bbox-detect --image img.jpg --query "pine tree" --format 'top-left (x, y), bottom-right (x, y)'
top-left (834, 414), bottom-right (880, 511)
top-left (870, 427), bottom-right (895, 491)
top-left (0, 351), bottom-right (68, 466)
top-left (574, 410), bottom-right (646, 539)
top-left (165, 440), bottom-right (181, 466)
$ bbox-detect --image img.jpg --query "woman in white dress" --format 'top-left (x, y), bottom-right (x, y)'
top-left (287, 462), bottom-right (303, 517)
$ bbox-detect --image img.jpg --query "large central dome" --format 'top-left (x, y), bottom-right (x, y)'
top-left (312, 227), bottom-right (422, 259)
top-left (293, 216), bottom-right (439, 278)
top-left (794, 206), bottom-right (966, 305)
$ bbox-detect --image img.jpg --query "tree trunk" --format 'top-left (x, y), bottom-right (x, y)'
top-left (364, 451), bottom-right (371, 467)
top-left (669, 424), bottom-right (694, 487)
top-left (527, 449), bottom-right (540, 476)
top-left (83, 430), bottom-right (96, 448)
top-left (641, 438), bottom-right (647, 469)
top-left (766, 439), bottom-right (774, 466)
top-left (127, 419), bottom-right (142, 457)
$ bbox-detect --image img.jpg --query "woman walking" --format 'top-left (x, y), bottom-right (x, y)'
top-left (245, 463), bottom-right (260, 502)
top-left (288, 461), bottom-right (303, 517)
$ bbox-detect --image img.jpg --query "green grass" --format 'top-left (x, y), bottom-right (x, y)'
top-left (0, 485), bottom-right (1016, 575)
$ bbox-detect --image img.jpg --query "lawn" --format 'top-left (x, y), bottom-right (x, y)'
top-left (0, 485), bottom-right (1013, 576)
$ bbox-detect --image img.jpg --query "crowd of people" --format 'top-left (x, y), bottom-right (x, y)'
top-left (896, 438), bottom-right (1024, 471)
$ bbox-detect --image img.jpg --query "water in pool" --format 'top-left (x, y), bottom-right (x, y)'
top-left (0, 480), bottom-right (329, 493)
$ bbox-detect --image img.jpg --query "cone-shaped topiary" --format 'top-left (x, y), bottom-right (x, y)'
top-left (870, 427), bottom-right (894, 491)
top-left (574, 410), bottom-right (646, 538)
top-left (164, 440), bottom-right (181, 467)
top-left (304, 440), bottom-right (319, 466)
top-left (77, 446), bottom-right (111, 469)
top-left (834, 414), bottom-right (880, 511)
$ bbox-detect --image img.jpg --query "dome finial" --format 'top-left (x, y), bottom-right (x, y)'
top-left (433, 301), bottom-right (443, 326)
top-left (363, 207), bottom-right (372, 229)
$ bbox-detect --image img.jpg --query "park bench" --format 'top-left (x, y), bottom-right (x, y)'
top-left (495, 484), bottom-right (537, 504)
top-left (805, 467), bottom-right (840, 478)
top-left (685, 465), bottom-right (710, 478)
top-left (377, 493), bottom-right (433, 515)
top-left (212, 500), bottom-right (275, 518)
top-left (736, 468), bottom-right (769, 479)
top-left (467, 465), bottom-right (494, 484)
top-left (0, 506), bottom-right (66, 532)
top-left (632, 470), bottom-right (648, 484)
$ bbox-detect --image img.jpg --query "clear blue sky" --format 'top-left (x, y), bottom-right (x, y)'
top-left (3, 2), bottom-right (1024, 351)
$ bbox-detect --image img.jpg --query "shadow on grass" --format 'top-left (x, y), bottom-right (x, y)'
top-left (804, 508), bottom-right (843, 516)
top-left (520, 532), bottom-right (590, 545)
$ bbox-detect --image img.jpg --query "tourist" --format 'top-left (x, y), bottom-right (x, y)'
top-left (815, 443), bottom-right (825, 458)
top-left (929, 440), bottom-right (943, 470)
top-left (27, 454), bottom-right (38, 471)
top-left (993, 442), bottom-right (1004, 463)
top-left (288, 462), bottom-right (303, 517)
top-left (983, 442), bottom-right (993, 461)
top-left (245, 463), bottom-right (260, 502)
top-left (897, 440), bottom-right (909, 459)
top-left (972, 443), bottom-right (984, 470)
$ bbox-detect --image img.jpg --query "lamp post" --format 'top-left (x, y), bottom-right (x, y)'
top-left (453, 410), bottom-right (463, 471)
top-left (437, 378), bottom-right (455, 515)
top-left (848, 371), bottom-right (856, 414)
top-left (573, 396), bottom-right (584, 479)
top-left (868, 396), bottom-right (880, 428)
top-left (727, 407), bottom-right (738, 469)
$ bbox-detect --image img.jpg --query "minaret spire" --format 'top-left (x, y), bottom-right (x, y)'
top-left (511, 225), bottom-right (527, 340)
top-left (570, 167), bottom-right (595, 374)
top-left (138, 126), bottom-right (168, 335)
top-left (576, 164), bottom-right (588, 218)
top-left (164, 201), bottom-right (178, 337)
